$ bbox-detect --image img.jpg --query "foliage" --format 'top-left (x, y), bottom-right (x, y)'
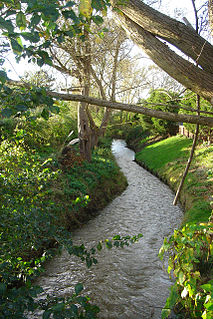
top-left (125, 125), bottom-right (144, 144)
top-left (22, 70), bottom-right (56, 89)
top-left (159, 222), bottom-right (213, 319)
top-left (0, 0), bottom-right (110, 66)
top-left (179, 91), bottom-right (213, 143)
top-left (0, 84), bottom-right (58, 119)
top-left (0, 0), bottom-right (111, 117)
top-left (0, 126), bottom-right (141, 317)
top-left (139, 89), bottom-right (180, 136)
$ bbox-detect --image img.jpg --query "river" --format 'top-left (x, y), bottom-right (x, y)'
top-left (35, 140), bottom-right (183, 319)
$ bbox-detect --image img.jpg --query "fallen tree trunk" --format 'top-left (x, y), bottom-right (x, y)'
top-left (47, 90), bottom-right (213, 127)
top-left (112, 14), bottom-right (213, 103)
top-left (7, 79), bottom-right (213, 127)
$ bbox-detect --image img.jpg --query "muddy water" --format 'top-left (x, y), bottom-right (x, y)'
top-left (35, 140), bottom-right (183, 319)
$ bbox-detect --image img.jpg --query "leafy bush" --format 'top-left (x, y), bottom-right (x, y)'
top-left (159, 222), bottom-right (213, 319)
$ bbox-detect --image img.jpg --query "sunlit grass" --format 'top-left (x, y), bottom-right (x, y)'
top-left (136, 135), bottom-right (212, 224)
top-left (136, 136), bottom-right (192, 172)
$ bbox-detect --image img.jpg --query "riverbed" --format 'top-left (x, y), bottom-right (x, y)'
top-left (35, 140), bottom-right (183, 319)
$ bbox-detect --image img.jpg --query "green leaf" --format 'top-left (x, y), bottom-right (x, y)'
top-left (0, 70), bottom-right (8, 84)
top-left (21, 32), bottom-right (40, 43)
top-left (75, 282), bottom-right (83, 295)
top-left (161, 309), bottom-right (171, 319)
top-left (10, 38), bottom-right (23, 54)
top-left (178, 271), bottom-right (185, 285)
top-left (30, 14), bottom-right (41, 27)
top-left (205, 301), bottom-right (213, 311)
top-left (16, 36), bottom-right (23, 48)
top-left (92, 15), bottom-right (104, 25)
top-left (96, 241), bottom-right (102, 251)
top-left (62, 9), bottom-right (78, 22)
top-left (105, 239), bottom-right (112, 249)
top-left (1, 108), bottom-right (13, 118)
top-left (113, 235), bottom-right (121, 240)
top-left (86, 256), bottom-right (92, 268)
top-left (201, 283), bottom-right (212, 292)
top-left (16, 12), bottom-right (27, 29)
top-left (0, 16), bottom-right (14, 32)
top-left (41, 108), bottom-right (49, 120)
top-left (42, 310), bottom-right (52, 319)
top-left (6, 10), bottom-right (17, 18)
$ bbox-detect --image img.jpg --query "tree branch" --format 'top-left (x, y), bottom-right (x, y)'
top-left (7, 79), bottom-right (213, 127)
top-left (112, 13), bottom-right (213, 102)
top-left (46, 90), bottom-right (213, 127)
top-left (112, 0), bottom-right (213, 73)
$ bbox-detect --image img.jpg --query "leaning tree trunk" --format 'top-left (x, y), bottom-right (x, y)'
top-left (111, 0), bottom-right (213, 103)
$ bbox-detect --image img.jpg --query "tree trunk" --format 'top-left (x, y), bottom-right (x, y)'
top-left (209, 0), bottom-right (213, 35)
top-left (112, 0), bottom-right (213, 73)
top-left (111, 0), bottom-right (213, 102)
top-left (78, 28), bottom-right (92, 162)
top-left (112, 13), bottom-right (213, 102)
top-left (48, 91), bottom-right (213, 127)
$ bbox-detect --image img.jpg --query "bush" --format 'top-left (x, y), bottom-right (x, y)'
top-left (159, 222), bottom-right (213, 319)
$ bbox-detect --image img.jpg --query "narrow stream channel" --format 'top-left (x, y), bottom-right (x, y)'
top-left (35, 140), bottom-right (183, 319)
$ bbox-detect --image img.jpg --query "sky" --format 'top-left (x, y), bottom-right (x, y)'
top-left (4, 0), bottom-right (208, 83)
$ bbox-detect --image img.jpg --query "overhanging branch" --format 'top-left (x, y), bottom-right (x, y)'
top-left (47, 91), bottom-right (213, 127)
top-left (6, 79), bottom-right (213, 127)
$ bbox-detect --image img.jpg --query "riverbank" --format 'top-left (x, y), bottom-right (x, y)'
top-left (0, 136), bottom-right (127, 318)
top-left (134, 135), bottom-right (212, 224)
top-left (34, 139), bottom-right (183, 319)
top-left (129, 134), bottom-right (212, 318)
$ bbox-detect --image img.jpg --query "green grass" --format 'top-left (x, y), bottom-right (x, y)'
top-left (136, 136), bottom-right (192, 172)
top-left (136, 135), bottom-right (212, 224)
top-left (135, 134), bottom-right (212, 319)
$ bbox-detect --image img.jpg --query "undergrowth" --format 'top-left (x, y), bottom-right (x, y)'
top-left (0, 131), bottom-right (134, 318)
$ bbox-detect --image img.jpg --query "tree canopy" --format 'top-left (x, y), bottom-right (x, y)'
top-left (0, 0), bottom-right (213, 128)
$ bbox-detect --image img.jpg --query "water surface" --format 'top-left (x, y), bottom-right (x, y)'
top-left (35, 140), bottom-right (182, 318)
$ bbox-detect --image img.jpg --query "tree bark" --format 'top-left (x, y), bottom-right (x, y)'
top-left (112, 0), bottom-right (213, 73)
top-left (78, 28), bottom-right (92, 162)
top-left (112, 13), bottom-right (213, 102)
top-left (209, 0), bottom-right (213, 35)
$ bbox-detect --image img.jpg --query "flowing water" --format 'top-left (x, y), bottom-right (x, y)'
top-left (35, 140), bottom-right (183, 319)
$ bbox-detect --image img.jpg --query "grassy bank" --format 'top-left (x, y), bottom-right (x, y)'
top-left (135, 135), bottom-right (212, 224)
top-left (0, 135), bottom-right (127, 318)
top-left (134, 135), bottom-right (212, 318)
